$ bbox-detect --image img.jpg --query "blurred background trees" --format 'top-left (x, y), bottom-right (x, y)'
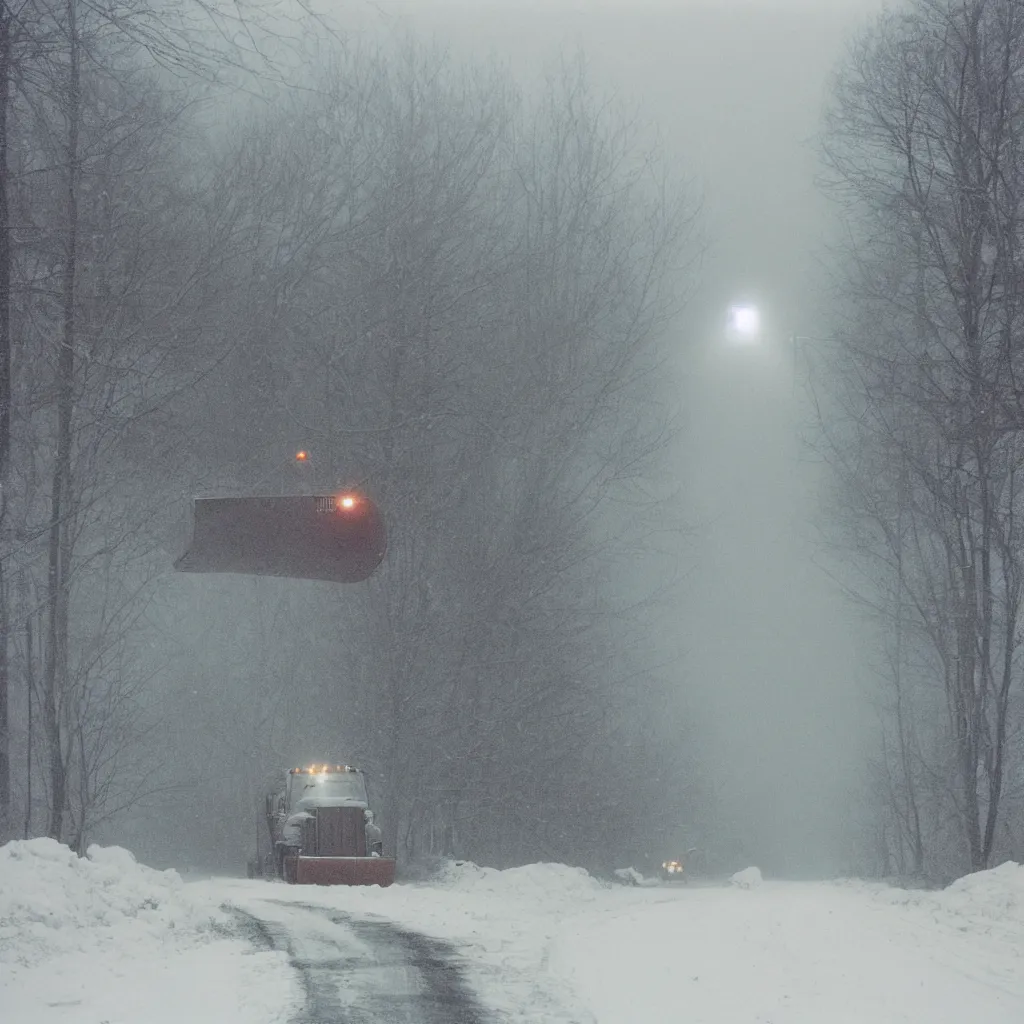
top-left (821, 0), bottom-right (1024, 878)
top-left (0, 7), bottom-right (704, 873)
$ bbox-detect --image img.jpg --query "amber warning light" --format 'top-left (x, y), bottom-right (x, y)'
top-left (295, 450), bottom-right (309, 462)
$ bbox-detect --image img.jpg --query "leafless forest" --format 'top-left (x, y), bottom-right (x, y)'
top-left (0, 0), bottom-right (1022, 882)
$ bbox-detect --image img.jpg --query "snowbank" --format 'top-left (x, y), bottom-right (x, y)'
top-left (942, 861), bottom-right (1024, 918)
top-left (861, 859), bottom-right (1024, 950)
top-left (553, 870), bottom-right (1024, 1024)
top-left (0, 837), bottom-right (224, 965)
top-left (434, 858), bottom-right (606, 901)
top-left (612, 866), bottom-right (661, 887)
top-left (613, 866), bottom-right (643, 885)
top-left (1, 839), bottom-right (294, 1024)
top-left (729, 865), bottom-right (763, 888)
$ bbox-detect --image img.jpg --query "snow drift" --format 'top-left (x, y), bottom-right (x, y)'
top-left (434, 858), bottom-right (606, 901)
top-left (0, 837), bottom-right (224, 965)
top-left (556, 865), bottom-right (1024, 1024)
top-left (868, 859), bottom-right (1024, 944)
top-left (1, 839), bottom-right (293, 1024)
top-left (730, 865), bottom-right (763, 888)
top-left (942, 861), bottom-right (1024, 917)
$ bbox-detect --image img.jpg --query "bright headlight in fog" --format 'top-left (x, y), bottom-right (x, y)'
top-left (727, 303), bottom-right (761, 342)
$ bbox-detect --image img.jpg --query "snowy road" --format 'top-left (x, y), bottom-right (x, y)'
top-left (230, 898), bottom-right (485, 1024)
top-left (3, 842), bottom-right (1024, 1024)
top-left (555, 878), bottom-right (1024, 1024)
top-left (215, 875), bottom-right (591, 1024)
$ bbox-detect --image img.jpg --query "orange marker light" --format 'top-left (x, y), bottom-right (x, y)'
top-left (295, 450), bottom-right (308, 462)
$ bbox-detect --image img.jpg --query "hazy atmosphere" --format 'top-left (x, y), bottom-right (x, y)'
top-left (399, 0), bottom-right (886, 875)
top-left (7, 1), bottom-right (1024, 1021)
top-left (4, 0), bottom-right (1024, 894)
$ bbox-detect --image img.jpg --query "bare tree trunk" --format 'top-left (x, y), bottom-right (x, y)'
top-left (955, 551), bottom-right (984, 870)
top-left (893, 523), bottom-right (924, 875)
top-left (44, 0), bottom-right (80, 841)
top-left (23, 611), bottom-right (32, 837)
top-left (0, 0), bottom-right (13, 841)
top-left (984, 463), bottom-right (1021, 863)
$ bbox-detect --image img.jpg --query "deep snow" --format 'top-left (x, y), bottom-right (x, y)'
top-left (0, 838), bottom-right (297, 1024)
top-left (3, 840), bottom-right (1023, 1023)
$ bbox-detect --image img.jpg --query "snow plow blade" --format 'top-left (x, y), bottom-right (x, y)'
top-left (292, 856), bottom-right (396, 887)
top-left (174, 495), bottom-right (386, 583)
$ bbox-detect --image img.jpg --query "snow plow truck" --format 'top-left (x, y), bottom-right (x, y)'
top-left (250, 764), bottom-right (396, 887)
top-left (174, 489), bottom-right (392, 885)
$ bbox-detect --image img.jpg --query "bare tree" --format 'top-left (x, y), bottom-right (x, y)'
top-left (0, 0), bottom-right (266, 842)
top-left (0, 1), bottom-right (12, 840)
top-left (0, 0), bottom-right (283, 842)
top-left (193, 42), bottom-right (701, 866)
top-left (821, 0), bottom-right (1024, 874)
top-left (0, 0), bottom-right (56, 842)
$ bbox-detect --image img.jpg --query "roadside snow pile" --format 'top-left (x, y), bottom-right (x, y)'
top-left (613, 866), bottom-right (661, 887)
top-left (942, 861), bottom-right (1024, 919)
top-left (614, 866), bottom-right (643, 886)
top-left (0, 837), bottom-right (225, 965)
top-left (919, 861), bottom-right (1024, 940)
top-left (553, 877), bottom-right (1024, 1024)
top-left (730, 865), bottom-right (763, 888)
top-left (435, 858), bottom-right (606, 904)
top-left (866, 860), bottom-right (1024, 947)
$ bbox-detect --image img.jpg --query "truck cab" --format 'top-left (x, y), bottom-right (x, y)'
top-left (287, 764), bottom-right (368, 812)
top-left (262, 764), bottom-right (395, 887)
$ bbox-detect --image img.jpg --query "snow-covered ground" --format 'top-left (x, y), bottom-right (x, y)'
top-left (556, 868), bottom-right (1024, 1023)
top-left (3, 839), bottom-right (1024, 1023)
top-left (0, 839), bottom-right (298, 1024)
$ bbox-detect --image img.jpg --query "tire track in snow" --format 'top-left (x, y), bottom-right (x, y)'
top-left (229, 900), bottom-right (487, 1024)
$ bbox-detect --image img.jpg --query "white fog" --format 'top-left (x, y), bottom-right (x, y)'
top-left (2, 2), bottom-right (1023, 1022)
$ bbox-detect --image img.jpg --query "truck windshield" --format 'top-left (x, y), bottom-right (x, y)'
top-left (289, 771), bottom-right (367, 809)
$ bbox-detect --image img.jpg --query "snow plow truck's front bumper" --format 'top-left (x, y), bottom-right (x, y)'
top-left (285, 855), bottom-right (396, 887)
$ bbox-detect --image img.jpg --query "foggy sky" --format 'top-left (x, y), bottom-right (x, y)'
top-left (376, 0), bottom-right (888, 873)
top-left (125, 0), bottom-right (888, 875)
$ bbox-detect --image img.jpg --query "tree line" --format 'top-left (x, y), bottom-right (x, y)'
top-left (0, 2), bottom-right (704, 872)
top-left (822, 0), bottom-right (1024, 878)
